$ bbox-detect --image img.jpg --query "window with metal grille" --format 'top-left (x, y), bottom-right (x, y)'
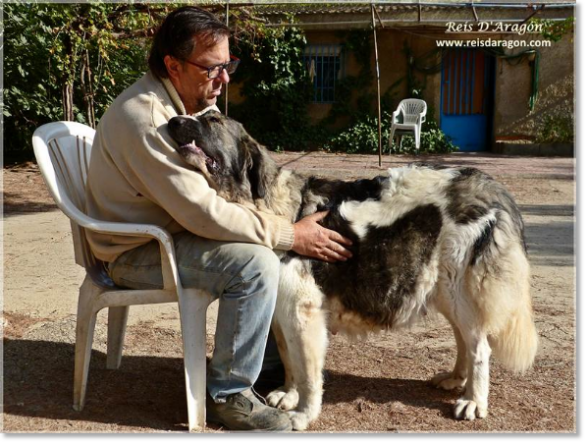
top-left (303, 45), bottom-right (343, 104)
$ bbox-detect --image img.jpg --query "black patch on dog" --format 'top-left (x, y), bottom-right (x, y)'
top-left (298, 176), bottom-right (386, 219)
top-left (311, 204), bottom-right (443, 328)
top-left (445, 167), bottom-right (527, 254)
top-left (471, 218), bottom-right (497, 266)
top-left (445, 168), bottom-right (492, 224)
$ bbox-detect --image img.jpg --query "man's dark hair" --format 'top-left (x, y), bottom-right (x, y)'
top-left (148, 6), bottom-right (230, 79)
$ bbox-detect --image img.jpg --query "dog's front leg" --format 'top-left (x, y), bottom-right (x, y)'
top-left (269, 297), bottom-right (328, 431)
top-left (267, 261), bottom-right (328, 431)
top-left (266, 320), bottom-right (299, 410)
top-left (283, 300), bottom-right (328, 431)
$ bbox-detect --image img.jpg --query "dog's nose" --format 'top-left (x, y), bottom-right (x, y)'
top-left (168, 116), bottom-right (201, 145)
top-left (168, 116), bottom-right (185, 131)
top-left (169, 116), bottom-right (200, 131)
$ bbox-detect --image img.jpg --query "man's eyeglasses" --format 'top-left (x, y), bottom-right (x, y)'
top-left (182, 55), bottom-right (240, 79)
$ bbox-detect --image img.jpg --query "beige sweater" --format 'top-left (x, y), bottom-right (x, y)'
top-left (85, 71), bottom-right (295, 263)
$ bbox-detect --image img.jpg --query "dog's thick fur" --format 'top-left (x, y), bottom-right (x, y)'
top-left (168, 111), bottom-right (538, 430)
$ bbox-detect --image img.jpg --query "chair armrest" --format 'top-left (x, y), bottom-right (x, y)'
top-left (84, 220), bottom-right (171, 241)
top-left (80, 219), bottom-right (181, 293)
top-left (392, 110), bottom-right (401, 124)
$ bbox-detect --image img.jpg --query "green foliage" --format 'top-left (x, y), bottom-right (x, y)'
top-left (323, 112), bottom-right (389, 154)
top-left (537, 115), bottom-right (574, 144)
top-left (229, 26), bottom-right (316, 151)
top-left (530, 17), bottom-right (574, 43)
top-left (4, 3), bottom-right (68, 154)
top-left (325, 30), bottom-right (374, 121)
top-left (3, 2), bottom-right (169, 158)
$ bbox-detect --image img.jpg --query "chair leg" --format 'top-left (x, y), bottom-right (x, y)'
top-left (415, 128), bottom-right (421, 153)
top-left (106, 306), bottom-right (129, 370)
top-left (73, 276), bottom-right (100, 411)
top-left (178, 288), bottom-right (212, 432)
top-left (388, 127), bottom-right (396, 151)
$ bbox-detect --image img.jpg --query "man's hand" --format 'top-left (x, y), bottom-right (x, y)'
top-left (292, 211), bottom-right (353, 262)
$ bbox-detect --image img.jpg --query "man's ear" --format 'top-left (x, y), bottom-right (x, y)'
top-left (242, 134), bottom-right (277, 200)
top-left (164, 55), bottom-right (182, 83)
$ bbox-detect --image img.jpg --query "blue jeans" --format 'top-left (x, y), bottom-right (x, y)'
top-left (108, 231), bottom-right (281, 402)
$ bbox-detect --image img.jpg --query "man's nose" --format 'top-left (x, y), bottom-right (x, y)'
top-left (218, 68), bottom-right (230, 84)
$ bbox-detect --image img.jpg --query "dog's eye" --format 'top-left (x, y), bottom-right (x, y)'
top-left (208, 116), bottom-right (221, 124)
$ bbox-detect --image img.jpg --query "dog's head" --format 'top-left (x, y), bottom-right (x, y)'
top-left (168, 110), bottom-right (277, 202)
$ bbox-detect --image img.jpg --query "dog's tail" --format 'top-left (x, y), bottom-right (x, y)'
top-left (488, 270), bottom-right (539, 374)
top-left (477, 219), bottom-right (538, 374)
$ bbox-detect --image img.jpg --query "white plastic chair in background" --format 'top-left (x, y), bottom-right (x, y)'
top-left (388, 99), bottom-right (427, 153)
top-left (32, 122), bottom-right (212, 432)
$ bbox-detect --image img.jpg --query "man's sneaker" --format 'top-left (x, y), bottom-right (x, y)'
top-left (206, 389), bottom-right (292, 431)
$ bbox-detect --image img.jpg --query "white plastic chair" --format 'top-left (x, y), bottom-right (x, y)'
top-left (32, 121), bottom-right (212, 432)
top-left (388, 99), bottom-right (427, 153)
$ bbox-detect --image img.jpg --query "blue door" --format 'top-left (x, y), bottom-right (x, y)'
top-left (440, 49), bottom-right (494, 152)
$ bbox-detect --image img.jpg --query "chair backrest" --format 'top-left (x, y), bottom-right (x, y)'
top-left (32, 122), bottom-right (114, 287)
top-left (399, 99), bottom-right (427, 124)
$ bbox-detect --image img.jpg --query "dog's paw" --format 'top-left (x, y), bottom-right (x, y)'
top-left (289, 411), bottom-right (310, 431)
top-left (266, 387), bottom-right (299, 411)
top-left (266, 387), bottom-right (287, 407)
top-left (431, 371), bottom-right (467, 390)
top-left (454, 398), bottom-right (488, 420)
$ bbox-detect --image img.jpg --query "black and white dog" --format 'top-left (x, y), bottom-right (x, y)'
top-left (168, 111), bottom-right (538, 431)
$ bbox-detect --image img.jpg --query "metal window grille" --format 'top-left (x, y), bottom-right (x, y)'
top-left (303, 45), bottom-right (343, 104)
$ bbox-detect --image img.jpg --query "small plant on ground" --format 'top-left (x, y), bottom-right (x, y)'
top-left (537, 115), bottom-right (574, 144)
top-left (324, 106), bottom-right (457, 155)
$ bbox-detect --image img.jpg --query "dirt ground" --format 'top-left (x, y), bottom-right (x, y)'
top-left (2, 153), bottom-right (576, 434)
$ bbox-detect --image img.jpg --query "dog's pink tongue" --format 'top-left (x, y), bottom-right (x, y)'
top-left (180, 141), bottom-right (204, 155)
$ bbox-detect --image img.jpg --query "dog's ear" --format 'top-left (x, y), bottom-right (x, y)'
top-left (241, 133), bottom-right (278, 200)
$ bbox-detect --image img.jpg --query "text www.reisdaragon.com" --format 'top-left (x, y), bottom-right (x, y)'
top-left (437, 39), bottom-right (552, 49)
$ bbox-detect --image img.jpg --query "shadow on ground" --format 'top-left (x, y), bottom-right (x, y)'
top-left (3, 338), bottom-right (189, 431)
top-left (4, 338), bottom-right (456, 432)
top-left (321, 370), bottom-right (455, 418)
top-left (3, 191), bottom-right (57, 217)
top-left (520, 204), bottom-right (574, 268)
